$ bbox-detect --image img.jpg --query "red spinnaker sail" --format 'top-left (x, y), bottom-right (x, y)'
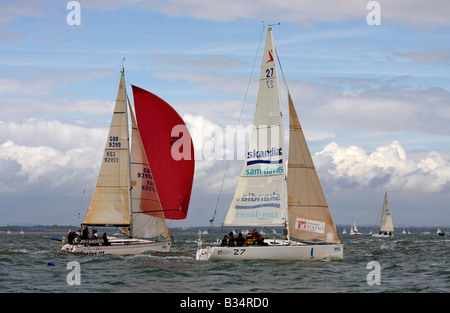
top-left (132, 85), bottom-right (194, 220)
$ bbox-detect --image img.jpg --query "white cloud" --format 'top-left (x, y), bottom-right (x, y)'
top-left (0, 77), bottom-right (54, 96)
top-left (314, 140), bottom-right (450, 193)
top-left (0, 140), bottom-right (98, 193)
top-left (394, 49), bottom-right (450, 65)
top-left (288, 77), bottom-right (450, 137)
top-left (0, 0), bottom-right (49, 25)
top-left (0, 119), bottom-right (107, 195)
top-left (82, 0), bottom-right (450, 28)
top-left (0, 119), bottom-right (106, 151)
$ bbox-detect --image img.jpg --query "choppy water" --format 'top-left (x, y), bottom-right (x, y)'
top-left (0, 229), bottom-right (448, 294)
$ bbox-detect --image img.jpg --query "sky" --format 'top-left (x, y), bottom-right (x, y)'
top-left (0, 0), bottom-right (449, 229)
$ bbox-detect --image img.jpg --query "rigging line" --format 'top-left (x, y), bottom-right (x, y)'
top-left (208, 25), bottom-right (266, 231)
top-left (73, 77), bottom-right (117, 224)
top-left (373, 197), bottom-right (383, 233)
top-left (276, 47), bottom-right (291, 97)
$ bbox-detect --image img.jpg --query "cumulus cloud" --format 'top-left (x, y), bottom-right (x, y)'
top-left (0, 140), bottom-right (98, 194)
top-left (0, 119), bottom-right (107, 195)
top-left (0, 120), bottom-right (105, 151)
top-left (314, 140), bottom-right (450, 193)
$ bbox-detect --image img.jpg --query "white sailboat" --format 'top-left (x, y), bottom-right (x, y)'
top-left (350, 220), bottom-right (362, 235)
top-left (196, 26), bottom-right (343, 261)
top-left (372, 192), bottom-right (394, 238)
top-left (62, 69), bottom-right (194, 255)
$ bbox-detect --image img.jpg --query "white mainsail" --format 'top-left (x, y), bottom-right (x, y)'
top-left (84, 74), bottom-right (131, 226)
top-left (350, 220), bottom-right (361, 235)
top-left (379, 192), bottom-right (394, 233)
top-left (224, 27), bottom-right (287, 227)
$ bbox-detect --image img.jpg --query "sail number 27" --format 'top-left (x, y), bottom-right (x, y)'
top-left (233, 249), bottom-right (245, 255)
top-left (266, 67), bottom-right (274, 89)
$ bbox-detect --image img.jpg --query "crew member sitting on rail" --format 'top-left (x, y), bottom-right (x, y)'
top-left (236, 233), bottom-right (245, 246)
top-left (252, 228), bottom-right (266, 246)
top-left (245, 233), bottom-right (254, 245)
top-left (221, 234), bottom-right (228, 247)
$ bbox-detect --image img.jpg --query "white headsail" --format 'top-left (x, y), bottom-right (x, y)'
top-left (224, 27), bottom-right (287, 227)
top-left (83, 74), bottom-right (131, 226)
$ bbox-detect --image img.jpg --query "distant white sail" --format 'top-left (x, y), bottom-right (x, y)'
top-left (380, 192), bottom-right (394, 232)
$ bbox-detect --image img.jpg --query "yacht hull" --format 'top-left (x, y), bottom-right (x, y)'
top-left (62, 238), bottom-right (170, 255)
top-left (372, 233), bottom-right (394, 238)
top-left (196, 241), bottom-right (343, 261)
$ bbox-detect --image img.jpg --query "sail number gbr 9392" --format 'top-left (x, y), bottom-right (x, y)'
top-left (109, 136), bottom-right (121, 148)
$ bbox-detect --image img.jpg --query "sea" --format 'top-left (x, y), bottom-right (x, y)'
top-left (0, 226), bottom-right (448, 303)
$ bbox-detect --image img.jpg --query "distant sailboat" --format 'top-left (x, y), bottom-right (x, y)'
top-left (196, 26), bottom-right (343, 261)
top-left (342, 228), bottom-right (347, 235)
top-left (62, 69), bottom-right (194, 255)
top-left (350, 220), bottom-right (362, 235)
top-left (437, 228), bottom-right (445, 236)
top-left (372, 192), bottom-right (394, 238)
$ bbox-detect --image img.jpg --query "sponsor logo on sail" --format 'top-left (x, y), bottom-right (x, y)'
top-left (247, 147), bottom-right (282, 165)
top-left (233, 192), bottom-right (282, 220)
top-left (237, 192), bottom-right (280, 208)
top-left (266, 50), bottom-right (274, 63)
top-left (295, 218), bottom-right (325, 234)
top-left (245, 147), bottom-right (283, 176)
